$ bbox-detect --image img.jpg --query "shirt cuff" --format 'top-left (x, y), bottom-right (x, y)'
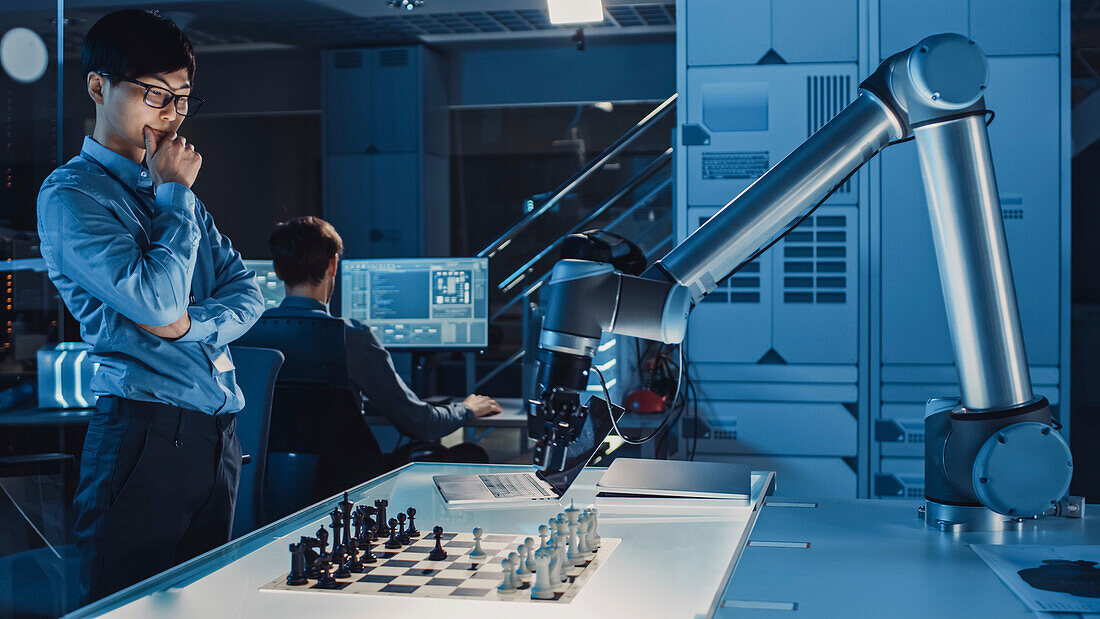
top-left (154, 182), bottom-right (197, 212)
top-left (175, 306), bottom-right (216, 343)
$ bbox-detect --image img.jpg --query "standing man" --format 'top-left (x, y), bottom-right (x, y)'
top-left (36, 10), bottom-right (263, 603)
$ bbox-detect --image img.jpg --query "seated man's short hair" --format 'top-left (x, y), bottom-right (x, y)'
top-left (269, 216), bottom-right (344, 287)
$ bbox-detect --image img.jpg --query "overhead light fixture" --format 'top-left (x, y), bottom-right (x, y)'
top-left (388, 0), bottom-right (423, 11)
top-left (547, 0), bottom-right (604, 25)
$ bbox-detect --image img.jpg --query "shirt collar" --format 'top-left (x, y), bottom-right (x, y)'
top-left (279, 295), bottom-right (330, 314)
top-left (81, 136), bottom-right (155, 192)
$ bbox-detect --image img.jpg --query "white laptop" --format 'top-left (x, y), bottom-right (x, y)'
top-left (434, 397), bottom-right (623, 504)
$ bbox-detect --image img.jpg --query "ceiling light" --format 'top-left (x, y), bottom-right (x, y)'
top-left (547, 0), bottom-right (604, 25)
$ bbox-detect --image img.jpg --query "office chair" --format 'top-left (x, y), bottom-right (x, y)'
top-left (236, 317), bottom-right (386, 518)
top-left (227, 346), bottom-right (284, 539)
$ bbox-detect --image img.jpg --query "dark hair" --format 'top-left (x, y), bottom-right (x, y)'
top-left (82, 10), bottom-right (196, 84)
top-left (269, 217), bottom-right (344, 287)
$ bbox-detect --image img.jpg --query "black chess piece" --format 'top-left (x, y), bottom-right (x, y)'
top-left (287, 543), bottom-right (308, 586)
top-left (360, 526), bottom-right (377, 564)
top-left (351, 507), bottom-right (365, 543)
top-left (406, 507), bottom-right (420, 538)
top-left (384, 518), bottom-right (401, 549)
top-left (346, 538), bottom-right (365, 573)
top-left (397, 512), bottom-right (410, 545)
top-left (315, 555), bottom-right (339, 589)
top-left (428, 525), bottom-right (447, 561)
top-left (316, 526), bottom-right (330, 560)
top-left (364, 506), bottom-right (379, 541)
top-left (375, 499), bottom-right (389, 537)
top-left (330, 508), bottom-right (343, 546)
top-left (332, 543), bottom-right (350, 579)
top-left (339, 492), bottom-right (354, 548)
top-left (301, 536), bottom-right (321, 578)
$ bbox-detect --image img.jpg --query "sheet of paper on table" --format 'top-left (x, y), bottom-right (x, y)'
top-left (971, 544), bottom-right (1100, 613)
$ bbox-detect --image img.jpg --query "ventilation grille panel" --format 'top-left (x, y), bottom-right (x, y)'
top-left (782, 214), bottom-right (848, 305)
top-left (333, 51), bottom-right (363, 69)
top-left (379, 48), bottom-right (410, 67)
top-left (807, 75), bottom-right (853, 194)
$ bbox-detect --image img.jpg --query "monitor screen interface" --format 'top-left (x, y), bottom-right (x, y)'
top-left (339, 257), bottom-right (489, 348)
top-left (243, 260), bottom-right (285, 310)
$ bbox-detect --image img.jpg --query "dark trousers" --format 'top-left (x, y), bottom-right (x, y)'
top-left (72, 396), bottom-right (241, 604)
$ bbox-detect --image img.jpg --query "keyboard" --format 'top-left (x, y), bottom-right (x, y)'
top-left (479, 473), bottom-right (552, 499)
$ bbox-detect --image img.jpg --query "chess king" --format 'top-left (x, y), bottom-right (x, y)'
top-left (37, 9), bottom-right (263, 604)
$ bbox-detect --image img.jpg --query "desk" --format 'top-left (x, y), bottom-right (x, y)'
top-left (364, 397), bottom-right (530, 453)
top-left (719, 497), bottom-right (1100, 616)
top-left (68, 463), bottom-right (773, 618)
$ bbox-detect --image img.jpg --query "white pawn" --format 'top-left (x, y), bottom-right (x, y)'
top-left (524, 537), bottom-right (537, 573)
top-left (530, 548), bottom-right (555, 600)
top-left (498, 556), bottom-right (517, 594)
top-left (515, 544), bottom-right (531, 576)
top-left (538, 524), bottom-right (550, 552)
top-left (469, 527), bottom-right (487, 562)
top-left (507, 552), bottom-right (522, 587)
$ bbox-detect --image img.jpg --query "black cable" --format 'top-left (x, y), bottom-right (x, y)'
top-left (595, 344), bottom-right (683, 445)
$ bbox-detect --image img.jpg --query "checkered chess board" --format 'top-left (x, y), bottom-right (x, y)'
top-left (261, 531), bottom-right (620, 603)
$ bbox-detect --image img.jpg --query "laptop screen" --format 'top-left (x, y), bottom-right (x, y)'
top-left (537, 396), bottom-right (624, 496)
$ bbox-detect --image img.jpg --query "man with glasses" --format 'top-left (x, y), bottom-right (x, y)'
top-left (36, 9), bottom-right (263, 604)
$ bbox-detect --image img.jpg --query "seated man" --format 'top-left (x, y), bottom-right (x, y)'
top-left (248, 216), bottom-right (501, 494)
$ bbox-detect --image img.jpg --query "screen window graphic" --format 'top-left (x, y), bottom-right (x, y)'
top-left (340, 257), bottom-right (489, 348)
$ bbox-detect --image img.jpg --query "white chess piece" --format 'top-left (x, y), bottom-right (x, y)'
top-left (565, 505), bottom-right (583, 565)
top-left (555, 516), bottom-right (572, 568)
top-left (507, 552), bottom-right (523, 587)
top-left (524, 537), bottom-right (537, 573)
top-left (538, 524), bottom-right (550, 552)
top-left (585, 506), bottom-right (600, 549)
top-left (514, 544), bottom-right (530, 576)
top-left (469, 527), bottom-right (487, 562)
top-left (530, 548), bottom-right (555, 600)
top-left (546, 536), bottom-right (565, 584)
top-left (576, 514), bottom-right (590, 555)
top-left (498, 556), bottom-right (517, 594)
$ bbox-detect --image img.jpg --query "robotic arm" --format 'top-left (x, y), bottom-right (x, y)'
top-left (529, 34), bottom-right (1073, 527)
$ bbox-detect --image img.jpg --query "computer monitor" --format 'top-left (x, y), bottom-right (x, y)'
top-left (243, 260), bottom-right (285, 310)
top-left (339, 257), bottom-right (489, 349)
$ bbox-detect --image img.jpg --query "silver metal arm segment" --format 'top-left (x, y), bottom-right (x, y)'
top-left (530, 35), bottom-right (1072, 525)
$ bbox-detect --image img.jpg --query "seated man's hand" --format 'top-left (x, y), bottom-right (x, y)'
top-left (138, 312), bottom-right (191, 340)
top-left (463, 394), bottom-right (502, 418)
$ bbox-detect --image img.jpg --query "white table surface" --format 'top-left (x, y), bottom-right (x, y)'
top-left (72, 463), bottom-right (772, 619)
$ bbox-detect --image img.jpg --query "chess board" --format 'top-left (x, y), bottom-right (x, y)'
top-left (261, 531), bottom-right (621, 604)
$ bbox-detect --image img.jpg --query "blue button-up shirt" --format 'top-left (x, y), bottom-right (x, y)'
top-left (37, 136), bottom-right (264, 414)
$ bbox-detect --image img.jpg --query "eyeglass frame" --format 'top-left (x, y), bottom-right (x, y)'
top-left (98, 72), bottom-right (204, 117)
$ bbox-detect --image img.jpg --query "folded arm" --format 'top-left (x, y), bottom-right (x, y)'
top-left (39, 182), bottom-right (201, 326)
top-left (175, 202), bottom-right (264, 346)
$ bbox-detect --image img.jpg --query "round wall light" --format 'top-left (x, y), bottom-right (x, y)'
top-left (1, 28), bottom-right (49, 84)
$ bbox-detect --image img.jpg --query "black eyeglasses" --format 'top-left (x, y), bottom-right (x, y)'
top-left (99, 72), bottom-right (204, 117)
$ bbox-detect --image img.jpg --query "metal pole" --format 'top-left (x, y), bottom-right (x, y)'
top-left (478, 94), bottom-right (677, 259)
top-left (913, 114), bottom-right (1033, 410)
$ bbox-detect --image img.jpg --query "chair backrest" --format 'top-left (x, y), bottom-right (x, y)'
top-left (228, 345), bottom-right (283, 539)
top-left (236, 315), bottom-right (385, 512)
top-left (235, 316), bottom-right (349, 387)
